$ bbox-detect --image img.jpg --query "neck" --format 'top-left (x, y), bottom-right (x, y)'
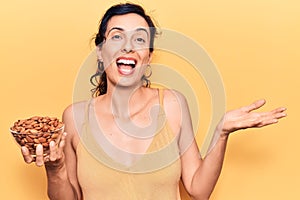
top-left (105, 83), bottom-right (144, 119)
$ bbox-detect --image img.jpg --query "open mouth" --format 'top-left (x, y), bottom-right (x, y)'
top-left (116, 57), bottom-right (137, 75)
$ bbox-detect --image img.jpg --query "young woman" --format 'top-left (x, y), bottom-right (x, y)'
top-left (21, 3), bottom-right (286, 200)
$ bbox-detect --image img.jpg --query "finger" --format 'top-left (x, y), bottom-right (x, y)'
top-left (58, 132), bottom-right (67, 148)
top-left (49, 140), bottom-right (57, 161)
top-left (61, 132), bottom-right (67, 141)
top-left (56, 132), bottom-right (67, 158)
top-left (35, 144), bottom-right (44, 167)
top-left (271, 107), bottom-right (287, 114)
top-left (255, 111), bottom-right (286, 127)
top-left (255, 119), bottom-right (277, 128)
top-left (274, 111), bottom-right (287, 119)
top-left (243, 99), bottom-right (266, 112)
top-left (57, 137), bottom-right (66, 159)
top-left (260, 108), bottom-right (287, 120)
top-left (44, 155), bottom-right (50, 163)
top-left (258, 107), bottom-right (286, 118)
top-left (21, 146), bottom-right (33, 164)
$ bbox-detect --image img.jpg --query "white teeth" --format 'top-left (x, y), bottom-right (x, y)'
top-left (117, 59), bottom-right (136, 65)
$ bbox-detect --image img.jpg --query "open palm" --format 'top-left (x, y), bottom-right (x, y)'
top-left (218, 99), bottom-right (287, 136)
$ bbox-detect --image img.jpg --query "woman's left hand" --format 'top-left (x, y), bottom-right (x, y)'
top-left (217, 99), bottom-right (287, 138)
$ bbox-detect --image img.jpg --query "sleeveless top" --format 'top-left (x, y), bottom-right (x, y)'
top-left (76, 89), bottom-right (182, 200)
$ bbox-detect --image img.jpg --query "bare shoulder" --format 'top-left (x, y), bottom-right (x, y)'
top-left (162, 89), bottom-right (188, 109)
top-left (63, 101), bottom-right (87, 123)
top-left (161, 89), bottom-right (189, 135)
top-left (62, 101), bottom-right (88, 150)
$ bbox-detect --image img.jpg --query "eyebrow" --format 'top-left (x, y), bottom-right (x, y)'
top-left (107, 27), bottom-right (124, 36)
top-left (135, 28), bottom-right (149, 35)
top-left (107, 27), bottom-right (149, 36)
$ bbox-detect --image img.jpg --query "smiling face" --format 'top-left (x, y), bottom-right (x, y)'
top-left (97, 13), bottom-right (153, 89)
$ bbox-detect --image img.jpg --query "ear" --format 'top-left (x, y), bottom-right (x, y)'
top-left (96, 45), bottom-right (103, 61)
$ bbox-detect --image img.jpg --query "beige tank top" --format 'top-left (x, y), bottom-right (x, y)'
top-left (76, 89), bottom-right (182, 200)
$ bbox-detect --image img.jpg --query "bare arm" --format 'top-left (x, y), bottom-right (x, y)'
top-left (169, 92), bottom-right (286, 200)
top-left (44, 132), bottom-right (79, 200)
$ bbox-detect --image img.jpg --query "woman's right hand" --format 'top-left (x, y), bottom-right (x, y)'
top-left (21, 132), bottom-right (67, 168)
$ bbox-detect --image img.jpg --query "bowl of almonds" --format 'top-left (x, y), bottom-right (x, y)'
top-left (9, 116), bottom-right (64, 156)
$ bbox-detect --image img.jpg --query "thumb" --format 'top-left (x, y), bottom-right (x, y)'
top-left (243, 99), bottom-right (266, 112)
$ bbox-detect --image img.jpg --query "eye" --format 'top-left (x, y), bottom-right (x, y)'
top-left (136, 37), bottom-right (146, 43)
top-left (111, 34), bottom-right (123, 40)
top-left (133, 31), bottom-right (148, 45)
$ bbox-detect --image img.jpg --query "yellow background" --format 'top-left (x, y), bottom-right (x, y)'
top-left (0, 0), bottom-right (299, 199)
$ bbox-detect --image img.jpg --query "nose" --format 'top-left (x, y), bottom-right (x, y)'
top-left (121, 38), bottom-right (134, 53)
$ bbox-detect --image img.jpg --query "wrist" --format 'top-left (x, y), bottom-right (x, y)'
top-left (215, 125), bottom-right (230, 141)
top-left (219, 133), bottom-right (229, 141)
